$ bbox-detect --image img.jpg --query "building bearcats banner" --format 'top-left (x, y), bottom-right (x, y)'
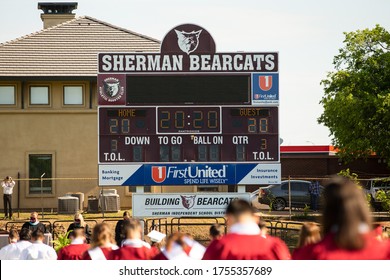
top-left (132, 193), bottom-right (250, 218)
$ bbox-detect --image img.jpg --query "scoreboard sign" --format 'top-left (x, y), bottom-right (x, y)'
top-left (98, 23), bottom-right (280, 186)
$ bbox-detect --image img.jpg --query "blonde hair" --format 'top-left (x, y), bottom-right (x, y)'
top-left (74, 212), bottom-right (86, 227)
top-left (90, 223), bottom-right (114, 248)
top-left (297, 222), bottom-right (321, 248)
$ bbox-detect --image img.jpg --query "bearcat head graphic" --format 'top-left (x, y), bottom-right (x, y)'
top-left (180, 195), bottom-right (196, 210)
top-left (174, 29), bottom-right (202, 54)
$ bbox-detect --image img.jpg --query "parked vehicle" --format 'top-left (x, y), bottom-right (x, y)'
top-left (363, 178), bottom-right (390, 211)
top-left (258, 180), bottom-right (322, 211)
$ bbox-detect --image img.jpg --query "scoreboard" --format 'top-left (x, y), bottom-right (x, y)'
top-left (97, 23), bottom-right (281, 186)
top-left (99, 106), bottom-right (279, 163)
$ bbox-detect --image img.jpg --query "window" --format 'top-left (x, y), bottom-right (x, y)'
top-left (64, 86), bottom-right (83, 105)
top-left (29, 154), bottom-right (53, 194)
top-left (30, 86), bottom-right (49, 105)
top-left (128, 186), bottom-right (151, 193)
top-left (0, 86), bottom-right (15, 105)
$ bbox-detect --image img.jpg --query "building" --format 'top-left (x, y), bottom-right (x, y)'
top-left (0, 2), bottom-right (160, 210)
top-left (280, 145), bottom-right (389, 179)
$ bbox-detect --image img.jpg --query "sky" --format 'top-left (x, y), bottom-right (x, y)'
top-left (1, 0), bottom-right (389, 145)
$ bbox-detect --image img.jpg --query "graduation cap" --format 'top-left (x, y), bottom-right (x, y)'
top-left (147, 230), bottom-right (166, 243)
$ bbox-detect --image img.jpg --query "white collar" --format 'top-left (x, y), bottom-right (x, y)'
top-left (71, 238), bottom-right (85, 245)
top-left (122, 239), bottom-right (151, 248)
top-left (229, 222), bottom-right (261, 235)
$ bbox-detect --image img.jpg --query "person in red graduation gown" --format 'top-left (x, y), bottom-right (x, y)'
top-left (81, 223), bottom-right (118, 260)
top-left (57, 228), bottom-right (89, 260)
top-left (293, 177), bottom-right (390, 260)
top-left (112, 219), bottom-right (153, 260)
top-left (202, 199), bottom-right (290, 260)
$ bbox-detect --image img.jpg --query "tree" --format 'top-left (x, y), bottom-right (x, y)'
top-left (318, 25), bottom-right (390, 164)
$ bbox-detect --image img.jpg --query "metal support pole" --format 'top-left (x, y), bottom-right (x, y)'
top-left (41, 173), bottom-right (45, 219)
top-left (288, 175), bottom-right (292, 219)
top-left (17, 172), bottom-right (20, 218)
top-left (101, 187), bottom-right (105, 218)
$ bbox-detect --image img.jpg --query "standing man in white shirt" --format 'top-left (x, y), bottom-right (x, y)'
top-left (1, 176), bottom-right (15, 220)
top-left (20, 229), bottom-right (57, 260)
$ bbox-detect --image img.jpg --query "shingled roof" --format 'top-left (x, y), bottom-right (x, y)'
top-left (0, 16), bottom-right (160, 77)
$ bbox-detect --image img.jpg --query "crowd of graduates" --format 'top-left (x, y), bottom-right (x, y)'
top-left (1, 176), bottom-right (390, 260)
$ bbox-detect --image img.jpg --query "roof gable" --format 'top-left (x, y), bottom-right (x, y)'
top-left (0, 16), bottom-right (160, 77)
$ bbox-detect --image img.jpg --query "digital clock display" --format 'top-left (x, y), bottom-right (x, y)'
top-left (157, 107), bottom-right (221, 134)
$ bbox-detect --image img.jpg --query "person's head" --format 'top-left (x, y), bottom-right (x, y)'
top-left (4, 176), bottom-right (10, 182)
top-left (73, 212), bottom-right (85, 227)
top-left (322, 177), bottom-right (372, 250)
top-left (123, 211), bottom-right (131, 221)
top-left (124, 219), bottom-right (142, 240)
top-left (209, 224), bottom-right (224, 240)
top-left (32, 229), bottom-right (44, 242)
top-left (8, 229), bottom-right (19, 244)
top-left (225, 199), bottom-right (256, 227)
top-left (90, 223), bottom-right (114, 248)
top-left (296, 222), bottom-right (321, 248)
top-left (19, 228), bottom-right (32, 241)
top-left (30, 212), bottom-right (39, 223)
top-left (71, 228), bottom-right (86, 242)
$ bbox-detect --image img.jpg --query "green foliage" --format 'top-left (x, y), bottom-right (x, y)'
top-left (376, 190), bottom-right (390, 212)
top-left (52, 230), bottom-right (71, 252)
top-left (337, 168), bottom-right (359, 183)
top-left (337, 169), bottom-right (372, 205)
top-left (265, 193), bottom-right (276, 212)
top-left (318, 25), bottom-right (390, 164)
top-left (303, 204), bottom-right (310, 217)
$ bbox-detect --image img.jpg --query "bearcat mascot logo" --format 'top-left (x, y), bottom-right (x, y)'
top-left (99, 77), bottom-right (124, 102)
top-left (174, 29), bottom-right (202, 54)
top-left (180, 195), bottom-right (196, 209)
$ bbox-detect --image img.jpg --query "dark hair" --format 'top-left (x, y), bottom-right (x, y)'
top-left (209, 224), bottom-right (224, 239)
top-left (8, 229), bottom-right (19, 240)
top-left (123, 211), bottom-right (130, 217)
top-left (19, 228), bottom-right (32, 241)
top-left (226, 199), bottom-right (255, 218)
top-left (322, 177), bottom-right (371, 250)
top-left (32, 229), bottom-right (44, 240)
